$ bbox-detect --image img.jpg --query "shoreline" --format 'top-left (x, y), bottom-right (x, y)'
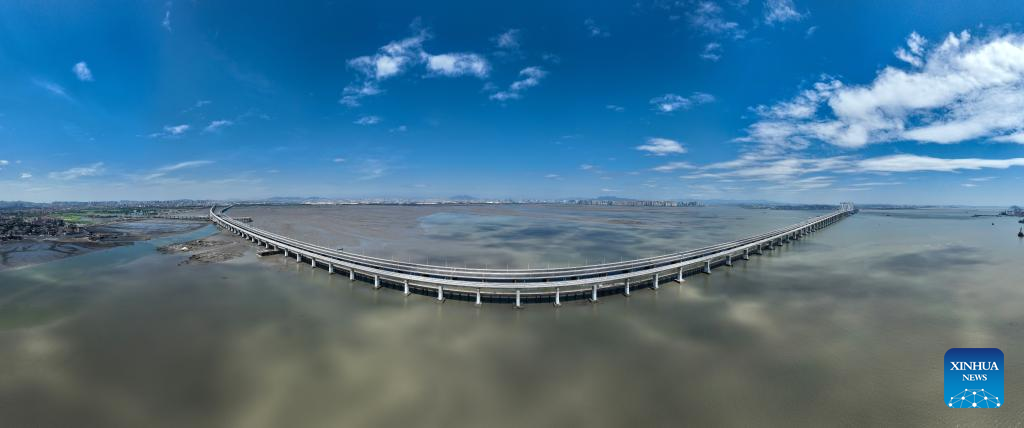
top-left (0, 220), bottom-right (210, 271)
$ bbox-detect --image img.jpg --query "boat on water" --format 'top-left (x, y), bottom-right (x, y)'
top-left (1019, 227), bottom-right (1024, 238)
top-left (1018, 218), bottom-right (1024, 224)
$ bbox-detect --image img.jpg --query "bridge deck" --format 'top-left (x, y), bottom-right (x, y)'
top-left (208, 205), bottom-right (855, 305)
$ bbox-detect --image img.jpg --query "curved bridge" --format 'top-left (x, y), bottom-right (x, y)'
top-left (210, 205), bottom-right (856, 306)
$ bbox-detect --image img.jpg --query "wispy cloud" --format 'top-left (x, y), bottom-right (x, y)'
top-left (690, 2), bottom-right (745, 38)
top-left (425, 53), bottom-right (490, 78)
top-left (764, 0), bottom-right (805, 25)
top-left (605, 104), bottom-right (625, 112)
top-left (701, 42), bottom-right (722, 61)
top-left (584, 18), bottom-right (610, 38)
top-left (20, 173), bottom-right (32, 179)
top-left (203, 120), bottom-right (233, 133)
top-left (650, 92), bottom-right (714, 113)
top-left (490, 66), bottom-right (547, 101)
top-left (544, 173), bottom-right (562, 180)
top-left (72, 62), bottom-right (93, 81)
top-left (162, 5), bottom-right (172, 31)
top-left (494, 29), bottom-right (521, 49)
top-left (341, 23), bottom-right (491, 106)
top-left (637, 137), bottom-right (687, 156)
top-left (49, 162), bottom-right (105, 180)
top-left (742, 30), bottom-right (1024, 149)
top-left (158, 160), bottom-right (213, 172)
top-left (333, 158), bottom-right (346, 163)
top-left (652, 161), bottom-right (695, 172)
top-left (354, 115), bottom-right (381, 125)
top-left (33, 79), bottom-right (71, 100)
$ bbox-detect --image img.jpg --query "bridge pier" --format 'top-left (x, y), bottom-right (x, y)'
top-left (677, 267), bottom-right (685, 283)
top-left (515, 289), bottom-right (522, 309)
top-left (349, 269), bottom-right (355, 280)
top-left (743, 248), bottom-right (750, 260)
top-left (328, 264), bottom-right (334, 274)
top-left (404, 279), bottom-right (411, 296)
top-left (474, 288), bottom-right (481, 305)
top-left (726, 254), bottom-right (733, 266)
top-left (295, 253), bottom-right (301, 262)
top-left (653, 273), bottom-right (659, 290)
top-left (624, 278), bottom-right (631, 296)
top-left (591, 284), bottom-right (598, 302)
top-left (554, 288), bottom-right (561, 307)
top-left (437, 286), bottom-right (445, 302)
top-left (283, 249), bottom-right (288, 257)
top-left (311, 258), bottom-right (316, 267)
top-left (704, 260), bottom-right (712, 274)
top-left (373, 275), bottom-right (380, 289)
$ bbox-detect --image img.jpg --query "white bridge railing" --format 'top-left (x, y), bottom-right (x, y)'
top-left (209, 205), bottom-right (855, 305)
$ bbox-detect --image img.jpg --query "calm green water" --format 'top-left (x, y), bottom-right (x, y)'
top-left (1, 207), bottom-right (1022, 427)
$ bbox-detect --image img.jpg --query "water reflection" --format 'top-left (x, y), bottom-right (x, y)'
top-left (0, 209), bottom-right (1021, 426)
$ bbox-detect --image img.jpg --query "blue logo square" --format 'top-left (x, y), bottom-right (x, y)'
top-left (945, 348), bottom-right (1003, 409)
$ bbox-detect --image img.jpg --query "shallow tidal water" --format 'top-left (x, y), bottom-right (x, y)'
top-left (1, 206), bottom-right (1023, 427)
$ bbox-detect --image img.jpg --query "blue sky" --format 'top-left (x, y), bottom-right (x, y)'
top-left (2, 0), bottom-right (1024, 204)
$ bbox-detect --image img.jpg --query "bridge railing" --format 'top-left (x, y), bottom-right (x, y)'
top-left (209, 205), bottom-right (853, 296)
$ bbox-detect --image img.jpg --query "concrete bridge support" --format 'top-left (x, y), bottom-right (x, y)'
top-left (653, 273), bottom-right (660, 290)
top-left (743, 248), bottom-right (750, 260)
top-left (554, 288), bottom-right (561, 307)
top-left (328, 264), bottom-right (334, 274)
top-left (677, 267), bottom-right (685, 283)
top-left (437, 286), bottom-right (445, 302)
top-left (591, 284), bottom-right (599, 302)
top-left (726, 254), bottom-right (733, 266)
top-left (349, 269), bottom-right (355, 280)
top-left (373, 275), bottom-right (380, 289)
top-left (624, 278), bottom-right (631, 296)
top-left (515, 290), bottom-right (522, 309)
top-left (404, 279), bottom-right (411, 296)
top-left (475, 288), bottom-right (481, 305)
top-left (704, 260), bottom-right (712, 274)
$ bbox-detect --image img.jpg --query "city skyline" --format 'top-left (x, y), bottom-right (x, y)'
top-left (2, 1), bottom-right (1024, 204)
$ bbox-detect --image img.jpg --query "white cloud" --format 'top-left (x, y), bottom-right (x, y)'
top-left (856, 154), bottom-right (1024, 172)
top-left (162, 9), bottom-right (172, 31)
top-left (962, 183), bottom-right (978, 187)
top-left (650, 92), bottom-right (715, 113)
top-left (652, 161), bottom-right (695, 172)
top-left (49, 162), bottom-right (105, 180)
top-left (333, 158), bottom-right (346, 163)
top-left (72, 62), bottom-right (93, 81)
top-left (690, 2), bottom-right (744, 38)
top-left (425, 53), bottom-right (490, 78)
top-left (992, 132), bottom-right (1024, 144)
top-left (354, 115), bottom-right (381, 125)
top-left (701, 42), bottom-right (722, 61)
top-left (33, 79), bottom-right (71, 100)
top-left (0, 160), bottom-right (8, 167)
top-left (20, 173), bottom-right (32, 179)
top-left (580, 164), bottom-right (595, 170)
top-left (343, 25), bottom-right (492, 105)
top-left (145, 160), bottom-right (214, 179)
top-left (637, 137), bottom-right (687, 156)
top-left (166, 124), bottom-right (189, 135)
top-left (584, 18), bottom-right (609, 38)
top-left (490, 66), bottom-right (547, 101)
top-left (606, 104), bottom-right (625, 112)
top-left (495, 29), bottom-right (521, 49)
top-left (764, 0), bottom-right (805, 25)
top-left (203, 120), bottom-right (233, 133)
top-left (743, 30), bottom-right (1024, 149)
top-left (544, 174), bottom-right (562, 179)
